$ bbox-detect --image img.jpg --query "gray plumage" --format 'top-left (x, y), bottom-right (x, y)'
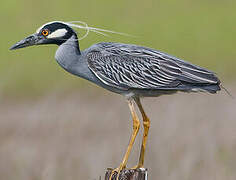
top-left (87, 42), bottom-right (220, 93)
top-left (10, 21), bottom-right (221, 98)
top-left (10, 21), bottom-right (222, 176)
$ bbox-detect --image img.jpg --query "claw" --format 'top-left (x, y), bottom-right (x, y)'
top-left (109, 164), bottom-right (126, 180)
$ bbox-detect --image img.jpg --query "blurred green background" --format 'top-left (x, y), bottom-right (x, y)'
top-left (0, 0), bottom-right (236, 180)
top-left (1, 0), bottom-right (235, 97)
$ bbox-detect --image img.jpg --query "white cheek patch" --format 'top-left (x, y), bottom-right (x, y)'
top-left (47, 28), bottom-right (68, 39)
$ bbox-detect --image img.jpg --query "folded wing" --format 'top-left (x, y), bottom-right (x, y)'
top-left (87, 42), bottom-right (220, 92)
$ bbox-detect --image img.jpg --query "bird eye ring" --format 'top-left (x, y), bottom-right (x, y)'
top-left (41, 29), bottom-right (49, 36)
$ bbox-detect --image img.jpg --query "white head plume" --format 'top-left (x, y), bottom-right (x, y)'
top-left (65, 20), bottom-right (133, 40)
top-left (36, 20), bottom-right (133, 41)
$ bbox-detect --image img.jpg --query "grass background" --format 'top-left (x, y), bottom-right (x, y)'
top-left (1, 0), bottom-right (236, 97)
top-left (0, 0), bottom-right (236, 179)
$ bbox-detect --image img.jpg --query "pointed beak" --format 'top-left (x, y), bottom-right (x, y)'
top-left (10, 33), bottom-right (42, 50)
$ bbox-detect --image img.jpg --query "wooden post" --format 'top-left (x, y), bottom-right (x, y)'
top-left (105, 168), bottom-right (148, 180)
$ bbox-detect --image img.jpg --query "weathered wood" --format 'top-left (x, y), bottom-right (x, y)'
top-left (105, 168), bottom-right (148, 180)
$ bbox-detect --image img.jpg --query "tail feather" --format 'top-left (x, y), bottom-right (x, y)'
top-left (175, 57), bottom-right (221, 86)
top-left (176, 60), bottom-right (221, 94)
top-left (177, 82), bottom-right (221, 94)
top-left (200, 84), bottom-right (221, 93)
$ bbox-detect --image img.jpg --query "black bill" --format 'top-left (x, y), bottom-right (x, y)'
top-left (10, 34), bottom-right (40, 50)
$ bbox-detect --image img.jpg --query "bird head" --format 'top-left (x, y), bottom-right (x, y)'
top-left (10, 21), bottom-right (131, 50)
top-left (10, 21), bottom-right (77, 50)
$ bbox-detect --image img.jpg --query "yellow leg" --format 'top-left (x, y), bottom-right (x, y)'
top-left (133, 97), bottom-right (150, 168)
top-left (109, 99), bottom-right (140, 180)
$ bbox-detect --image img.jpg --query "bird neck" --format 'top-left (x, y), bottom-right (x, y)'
top-left (64, 33), bottom-right (81, 54)
top-left (55, 34), bottom-right (81, 72)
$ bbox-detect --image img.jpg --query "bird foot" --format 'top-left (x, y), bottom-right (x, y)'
top-left (109, 164), bottom-right (126, 180)
top-left (108, 164), bottom-right (144, 180)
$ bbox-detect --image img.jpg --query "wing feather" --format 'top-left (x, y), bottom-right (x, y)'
top-left (87, 42), bottom-right (220, 90)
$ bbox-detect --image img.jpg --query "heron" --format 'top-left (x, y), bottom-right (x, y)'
top-left (10, 21), bottom-right (221, 179)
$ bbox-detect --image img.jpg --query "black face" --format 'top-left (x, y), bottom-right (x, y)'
top-left (10, 21), bottom-right (77, 50)
top-left (39, 22), bottom-right (76, 45)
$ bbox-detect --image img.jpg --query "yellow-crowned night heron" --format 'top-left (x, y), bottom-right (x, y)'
top-left (10, 21), bottom-right (221, 179)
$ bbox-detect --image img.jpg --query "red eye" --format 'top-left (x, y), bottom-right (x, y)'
top-left (41, 29), bottom-right (49, 36)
